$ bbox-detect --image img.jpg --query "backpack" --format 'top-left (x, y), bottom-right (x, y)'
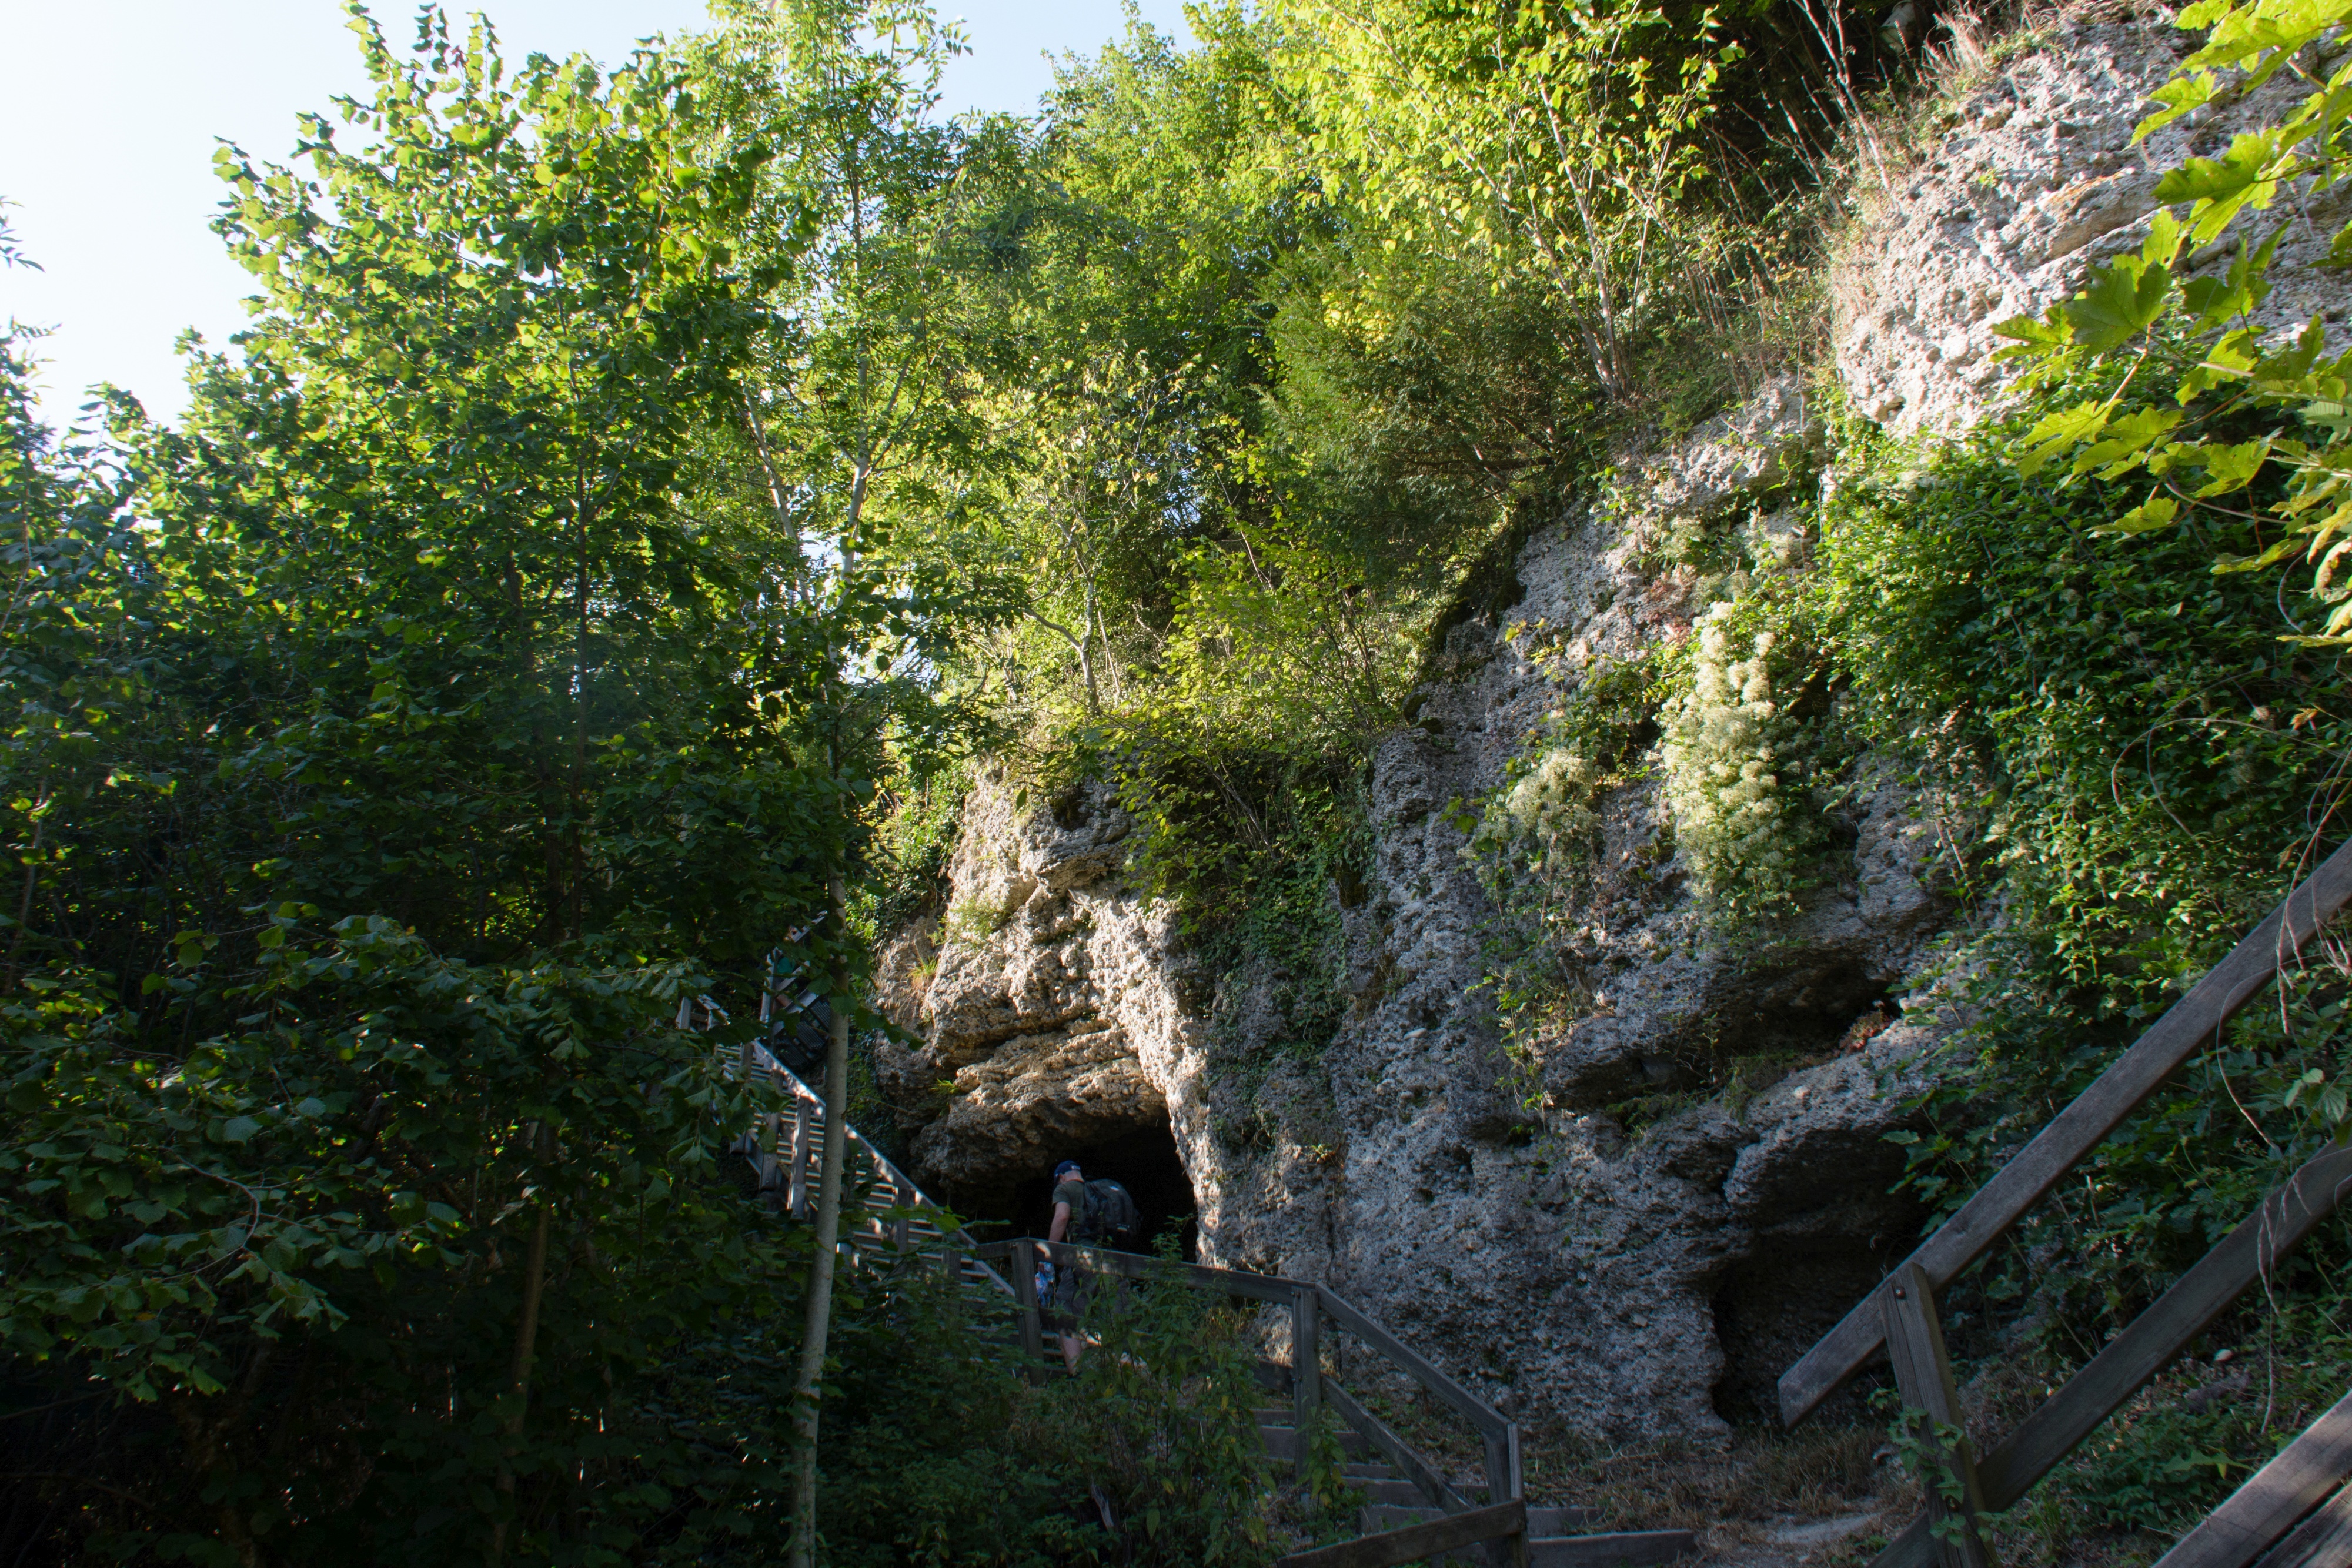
top-left (770, 994), bottom-right (831, 1078)
top-left (1077, 1179), bottom-right (1140, 1246)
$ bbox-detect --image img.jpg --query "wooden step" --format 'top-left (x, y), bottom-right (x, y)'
top-left (1345, 1476), bottom-right (1441, 1506)
top-left (1361, 1505), bottom-right (1601, 1536)
top-left (1259, 1426), bottom-right (1371, 1461)
top-left (1342, 1461), bottom-right (1398, 1481)
top-left (1529, 1531), bottom-right (1698, 1567)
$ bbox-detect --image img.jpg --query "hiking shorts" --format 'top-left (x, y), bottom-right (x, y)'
top-left (1044, 1271), bottom-right (1094, 1335)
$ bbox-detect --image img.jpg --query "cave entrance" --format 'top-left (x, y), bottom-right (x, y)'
top-left (1710, 1224), bottom-right (1917, 1425)
top-left (1004, 1116), bottom-right (1198, 1261)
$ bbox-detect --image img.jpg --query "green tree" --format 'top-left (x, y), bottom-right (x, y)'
top-left (0, 9), bottom-right (898, 1561)
top-left (1269, 0), bottom-right (1735, 401)
top-left (687, 3), bottom-right (1017, 1557)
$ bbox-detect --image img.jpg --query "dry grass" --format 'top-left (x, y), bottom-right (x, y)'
top-left (1521, 1419), bottom-right (1899, 1533)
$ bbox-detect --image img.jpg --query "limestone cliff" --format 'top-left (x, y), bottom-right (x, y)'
top-left (873, 377), bottom-right (1957, 1443)
top-left (1836, 18), bottom-right (2341, 438)
top-left (869, 15), bottom-right (2351, 1447)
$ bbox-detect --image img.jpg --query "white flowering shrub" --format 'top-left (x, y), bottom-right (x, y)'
top-left (1454, 648), bottom-right (1669, 897)
top-left (1660, 603), bottom-right (1808, 910)
top-left (1470, 744), bottom-right (1602, 875)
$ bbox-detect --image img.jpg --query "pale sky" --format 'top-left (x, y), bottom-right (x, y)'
top-left (0, 0), bottom-right (1192, 427)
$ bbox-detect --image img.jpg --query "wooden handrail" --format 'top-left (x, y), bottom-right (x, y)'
top-left (2151, 1387), bottom-right (2352, 1568)
top-left (979, 1235), bottom-right (1521, 1509)
top-left (1779, 835), bottom-right (2352, 1429)
top-left (1317, 1285), bottom-right (1513, 1443)
top-left (1274, 1499), bottom-right (1525, 1568)
top-left (1868, 1143), bottom-right (2352, 1567)
top-left (1977, 1145), bottom-right (2352, 1507)
top-left (1321, 1376), bottom-right (1472, 1514)
top-left (2217, 1471), bottom-right (2352, 1567)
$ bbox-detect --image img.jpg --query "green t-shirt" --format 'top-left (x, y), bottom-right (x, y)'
top-left (1052, 1178), bottom-right (1086, 1229)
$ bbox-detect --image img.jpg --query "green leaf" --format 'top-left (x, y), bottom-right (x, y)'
top-left (2094, 492), bottom-right (2181, 536)
top-left (2191, 437), bottom-right (2274, 495)
top-left (2301, 397), bottom-right (2352, 442)
top-left (2013, 400), bottom-right (2116, 477)
top-left (2136, 69), bottom-right (2220, 141)
top-left (2074, 407), bottom-right (2183, 479)
top-left (2181, 230), bottom-right (2281, 333)
top-left (2059, 256), bottom-right (2173, 352)
top-left (1989, 312), bottom-right (2072, 349)
top-left (2253, 316), bottom-right (2334, 390)
top-left (2154, 132), bottom-right (2288, 245)
top-left (2180, 328), bottom-right (2264, 400)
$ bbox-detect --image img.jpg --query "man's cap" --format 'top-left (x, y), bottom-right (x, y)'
top-left (1053, 1160), bottom-right (1081, 1179)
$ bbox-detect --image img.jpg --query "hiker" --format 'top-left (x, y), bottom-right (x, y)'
top-left (1039, 1158), bottom-right (1141, 1372)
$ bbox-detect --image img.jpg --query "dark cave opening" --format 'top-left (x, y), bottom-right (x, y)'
top-left (1706, 1116), bottom-right (1924, 1426)
top-left (1000, 1117), bottom-right (1200, 1261)
top-left (1718, 969), bottom-right (1900, 1071)
top-left (1709, 1231), bottom-right (1912, 1425)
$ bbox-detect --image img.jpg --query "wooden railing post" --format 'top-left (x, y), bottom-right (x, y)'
top-left (1292, 1283), bottom-right (1321, 1483)
top-left (1500, 1426), bottom-right (1528, 1568)
top-left (756, 1110), bottom-right (780, 1203)
top-left (1883, 1264), bottom-right (1993, 1568)
top-left (786, 1096), bottom-right (811, 1219)
top-left (1475, 1428), bottom-right (1526, 1568)
top-left (1011, 1238), bottom-right (1045, 1380)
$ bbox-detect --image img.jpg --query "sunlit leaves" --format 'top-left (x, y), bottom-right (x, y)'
top-left (1994, 0), bottom-right (2352, 640)
top-left (2070, 255), bottom-right (2177, 351)
top-left (2155, 132), bottom-right (2298, 244)
top-left (1270, 0), bottom-right (1735, 396)
top-left (2012, 399), bottom-right (2120, 478)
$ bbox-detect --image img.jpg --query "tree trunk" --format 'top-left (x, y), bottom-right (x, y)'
top-left (492, 1144), bottom-right (553, 1565)
top-left (787, 870), bottom-right (853, 1568)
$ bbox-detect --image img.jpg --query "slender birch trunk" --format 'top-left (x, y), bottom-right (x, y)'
top-left (786, 869), bottom-right (853, 1568)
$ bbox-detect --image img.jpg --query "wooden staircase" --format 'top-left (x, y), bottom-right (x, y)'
top-left (714, 1012), bottom-right (1696, 1568)
top-left (1250, 1398), bottom-right (1694, 1567)
top-left (1774, 838), bottom-right (2352, 1568)
top-left (716, 1027), bottom-right (1013, 1297)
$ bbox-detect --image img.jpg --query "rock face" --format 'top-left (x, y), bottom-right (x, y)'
top-left (872, 17), bottom-right (2285, 1445)
top-left (871, 778), bottom-right (1215, 1230)
top-left (876, 375), bottom-right (1976, 1443)
top-left (1836, 18), bottom-right (2348, 439)
top-left (1268, 382), bottom-right (1969, 1440)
